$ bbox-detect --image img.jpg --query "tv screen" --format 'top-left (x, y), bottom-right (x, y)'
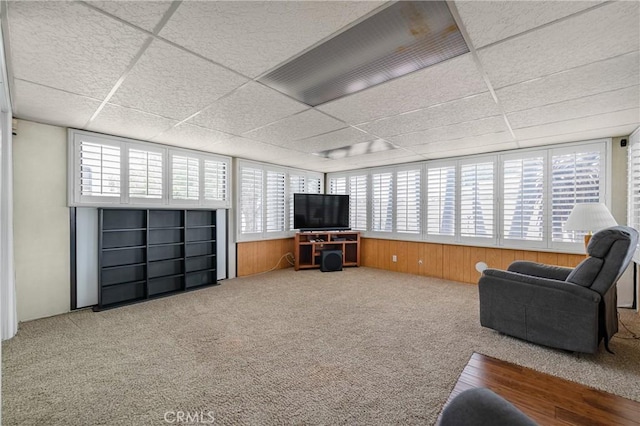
top-left (293, 194), bottom-right (350, 231)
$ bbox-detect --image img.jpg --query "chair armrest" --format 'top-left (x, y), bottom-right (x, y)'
top-left (482, 269), bottom-right (600, 303)
top-left (507, 261), bottom-right (573, 281)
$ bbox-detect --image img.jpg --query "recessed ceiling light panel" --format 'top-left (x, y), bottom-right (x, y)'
top-left (315, 139), bottom-right (396, 159)
top-left (259, 1), bottom-right (469, 106)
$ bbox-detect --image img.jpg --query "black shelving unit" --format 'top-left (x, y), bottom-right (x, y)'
top-left (97, 208), bottom-right (217, 310)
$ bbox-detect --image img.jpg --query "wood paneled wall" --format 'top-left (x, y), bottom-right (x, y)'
top-left (237, 238), bottom-right (295, 277)
top-left (361, 238), bottom-right (585, 284)
top-left (236, 237), bottom-right (585, 282)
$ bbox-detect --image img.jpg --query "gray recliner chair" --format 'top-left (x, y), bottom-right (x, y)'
top-left (478, 226), bottom-right (638, 354)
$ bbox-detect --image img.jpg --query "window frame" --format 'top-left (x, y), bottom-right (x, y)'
top-left (68, 129), bottom-right (231, 209)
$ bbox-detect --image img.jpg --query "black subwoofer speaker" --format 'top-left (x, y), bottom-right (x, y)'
top-left (321, 250), bottom-right (343, 272)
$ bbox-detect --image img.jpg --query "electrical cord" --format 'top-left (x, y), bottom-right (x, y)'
top-left (614, 312), bottom-right (640, 340)
top-left (247, 252), bottom-right (295, 276)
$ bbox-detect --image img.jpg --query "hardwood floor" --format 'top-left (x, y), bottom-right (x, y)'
top-left (439, 353), bottom-right (640, 425)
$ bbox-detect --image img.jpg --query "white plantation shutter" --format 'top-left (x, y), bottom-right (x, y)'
top-left (240, 166), bottom-right (263, 234)
top-left (349, 175), bottom-right (367, 230)
top-left (79, 141), bottom-right (121, 198)
top-left (628, 130), bottom-right (640, 261)
top-left (129, 148), bottom-right (163, 199)
top-left (551, 148), bottom-right (603, 243)
top-left (396, 169), bottom-right (421, 234)
top-left (306, 177), bottom-right (322, 194)
top-left (426, 165), bottom-right (456, 236)
top-left (330, 176), bottom-right (347, 194)
top-left (372, 172), bottom-right (393, 232)
top-left (172, 155), bottom-right (199, 200)
top-left (289, 175), bottom-right (305, 230)
top-left (460, 161), bottom-right (494, 238)
top-left (266, 171), bottom-right (286, 232)
top-left (204, 159), bottom-right (227, 202)
top-left (503, 156), bottom-right (544, 241)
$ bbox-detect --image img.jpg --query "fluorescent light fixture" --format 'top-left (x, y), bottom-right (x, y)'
top-left (315, 139), bottom-right (396, 159)
top-left (259, 1), bottom-right (469, 106)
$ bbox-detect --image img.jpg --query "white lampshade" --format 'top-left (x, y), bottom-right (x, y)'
top-left (564, 203), bottom-right (618, 233)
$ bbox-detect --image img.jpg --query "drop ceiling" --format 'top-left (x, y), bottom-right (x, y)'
top-left (3, 0), bottom-right (639, 173)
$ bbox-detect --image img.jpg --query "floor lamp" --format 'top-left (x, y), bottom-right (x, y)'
top-left (564, 203), bottom-right (618, 252)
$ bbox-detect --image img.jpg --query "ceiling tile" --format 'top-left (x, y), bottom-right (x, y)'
top-left (508, 86), bottom-right (640, 129)
top-left (352, 149), bottom-right (425, 168)
top-left (13, 79), bottom-right (102, 129)
top-left (496, 52), bottom-right (639, 113)
top-left (243, 109), bottom-right (346, 146)
top-left (410, 132), bottom-right (515, 155)
top-left (87, 1), bottom-right (173, 32)
top-left (296, 127), bottom-right (377, 153)
top-left (389, 116), bottom-right (509, 147)
top-left (7, 1), bottom-right (148, 99)
top-left (109, 40), bottom-right (247, 121)
top-left (160, 1), bottom-right (384, 78)
top-left (317, 54), bottom-right (487, 124)
top-left (513, 109), bottom-right (640, 141)
top-left (455, 1), bottom-right (604, 49)
top-left (518, 125), bottom-right (640, 148)
top-left (357, 92), bottom-right (500, 138)
top-left (478, 1), bottom-right (639, 88)
top-left (151, 123), bottom-right (234, 151)
top-left (87, 103), bottom-right (178, 141)
top-left (189, 82), bottom-right (308, 135)
top-left (424, 142), bottom-right (519, 160)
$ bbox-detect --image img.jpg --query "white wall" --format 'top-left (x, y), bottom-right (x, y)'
top-left (13, 119), bottom-right (69, 321)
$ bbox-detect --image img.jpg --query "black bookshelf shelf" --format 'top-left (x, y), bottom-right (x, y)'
top-left (96, 208), bottom-right (219, 310)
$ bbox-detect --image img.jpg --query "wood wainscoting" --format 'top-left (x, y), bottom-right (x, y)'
top-left (361, 238), bottom-right (585, 284)
top-left (237, 238), bottom-right (295, 277)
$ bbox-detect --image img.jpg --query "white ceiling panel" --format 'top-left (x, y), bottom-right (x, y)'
top-left (425, 142), bottom-right (519, 160)
top-left (389, 116), bottom-right (509, 147)
top-left (317, 54), bottom-right (487, 124)
top-left (13, 79), bottom-right (102, 129)
top-left (87, 1), bottom-right (173, 33)
top-left (496, 52), bottom-right (640, 113)
top-left (455, 1), bottom-right (604, 49)
top-left (109, 40), bottom-right (247, 121)
top-left (152, 123), bottom-right (234, 151)
top-left (518, 125), bottom-right (640, 149)
top-left (189, 82), bottom-right (308, 135)
top-left (357, 92), bottom-right (501, 138)
top-left (7, 1), bottom-right (148, 99)
top-left (508, 86), bottom-right (640, 130)
top-left (159, 1), bottom-right (385, 78)
top-left (478, 1), bottom-right (639, 88)
top-left (410, 132), bottom-right (515, 155)
top-left (243, 109), bottom-right (346, 146)
top-left (87, 104), bottom-right (178, 142)
top-left (513, 109), bottom-right (640, 141)
top-left (296, 127), bottom-right (377, 153)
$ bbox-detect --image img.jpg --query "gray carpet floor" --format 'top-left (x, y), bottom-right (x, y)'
top-left (2, 267), bottom-right (640, 425)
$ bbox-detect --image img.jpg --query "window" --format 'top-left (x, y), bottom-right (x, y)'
top-left (69, 130), bottom-right (230, 208)
top-left (129, 148), bottom-right (162, 199)
top-left (240, 166), bottom-right (263, 234)
top-left (79, 141), bottom-right (121, 198)
top-left (171, 155), bottom-right (199, 201)
top-left (237, 161), bottom-right (323, 239)
top-left (502, 155), bottom-right (544, 242)
top-left (266, 171), bottom-right (286, 232)
top-left (396, 168), bottom-right (421, 234)
top-left (551, 147), bottom-right (603, 243)
top-left (628, 130), bottom-right (640, 261)
top-left (460, 160), bottom-right (494, 239)
top-left (329, 176), bottom-right (347, 195)
top-left (372, 172), bottom-right (393, 232)
top-left (426, 164), bottom-right (456, 236)
top-left (349, 174), bottom-right (368, 231)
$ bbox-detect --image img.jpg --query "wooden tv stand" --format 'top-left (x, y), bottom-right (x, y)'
top-left (294, 231), bottom-right (360, 271)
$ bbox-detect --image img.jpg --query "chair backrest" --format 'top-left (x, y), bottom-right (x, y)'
top-left (566, 226), bottom-right (639, 295)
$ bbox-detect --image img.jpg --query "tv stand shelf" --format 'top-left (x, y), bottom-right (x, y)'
top-left (294, 231), bottom-right (360, 271)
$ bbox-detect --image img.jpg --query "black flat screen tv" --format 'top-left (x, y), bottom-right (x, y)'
top-left (293, 193), bottom-right (350, 231)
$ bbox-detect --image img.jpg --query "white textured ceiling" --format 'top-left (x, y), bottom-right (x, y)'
top-left (5, 0), bottom-right (639, 173)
